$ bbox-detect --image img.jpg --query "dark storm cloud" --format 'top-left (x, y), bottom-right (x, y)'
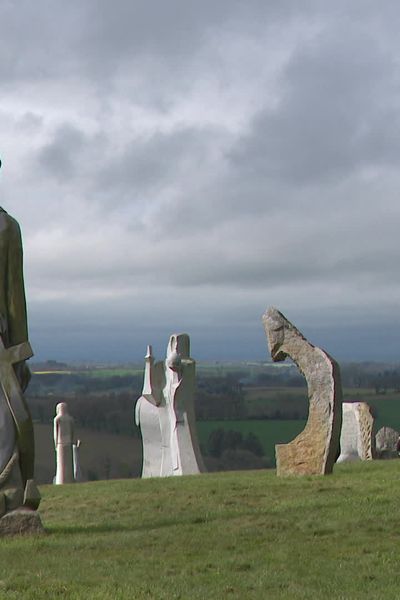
top-left (230, 24), bottom-right (400, 184)
top-left (2, 1), bottom-right (400, 360)
top-left (95, 126), bottom-right (223, 198)
top-left (38, 124), bottom-right (87, 180)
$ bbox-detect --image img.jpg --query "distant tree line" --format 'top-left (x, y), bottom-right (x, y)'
top-left (28, 362), bottom-right (400, 438)
top-left (195, 375), bottom-right (247, 420)
top-left (203, 429), bottom-right (273, 472)
top-left (340, 364), bottom-right (400, 394)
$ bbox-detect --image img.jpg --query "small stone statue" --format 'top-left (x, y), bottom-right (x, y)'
top-left (135, 333), bottom-right (205, 478)
top-left (375, 426), bottom-right (400, 459)
top-left (54, 402), bottom-right (75, 484)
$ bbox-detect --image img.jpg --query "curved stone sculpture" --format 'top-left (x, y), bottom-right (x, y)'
top-left (337, 402), bottom-right (374, 463)
top-left (135, 334), bottom-right (205, 477)
top-left (262, 307), bottom-right (342, 476)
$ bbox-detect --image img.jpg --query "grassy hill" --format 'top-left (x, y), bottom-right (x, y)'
top-left (1, 460), bottom-right (400, 599)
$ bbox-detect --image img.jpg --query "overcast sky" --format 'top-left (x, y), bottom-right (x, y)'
top-left (1, 1), bottom-right (400, 363)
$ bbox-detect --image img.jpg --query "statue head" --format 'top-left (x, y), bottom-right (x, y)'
top-left (262, 307), bottom-right (288, 362)
top-left (166, 333), bottom-right (190, 370)
top-left (56, 402), bottom-right (68, 416)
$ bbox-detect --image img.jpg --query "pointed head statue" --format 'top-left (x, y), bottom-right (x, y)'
top-left (166, 333), bottom-right (190, 370)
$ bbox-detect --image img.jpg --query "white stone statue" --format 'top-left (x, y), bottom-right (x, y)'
top-left (54, 402), bottom-right (75, 484)
top-left (135, 334), bottom-right (205, 478)
top-left (337, 402), bottom-right (374, 463)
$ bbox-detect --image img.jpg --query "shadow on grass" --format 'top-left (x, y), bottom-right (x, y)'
top-left (45, 510), bottom-right (258, 536)
top-left (45, 517), bottom-right (220, 535)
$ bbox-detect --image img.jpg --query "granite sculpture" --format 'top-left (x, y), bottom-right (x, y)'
top-left (375, 426), bottom-right (399, 459)
top-left (54, 402), bottom-right (75, 484)
top-left (337, 402), bottom-right (374, 463)
top-left (0, 179), bottom-right (43, 534)
top-left (135, 334), bottom-right (205, 477)
top-left (262, 307), bottom-right (342, 476)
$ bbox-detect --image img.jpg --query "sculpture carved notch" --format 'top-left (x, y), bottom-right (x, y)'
top-left (262, 307), bottom-right (342, 476)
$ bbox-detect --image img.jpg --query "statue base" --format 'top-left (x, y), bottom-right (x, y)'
top-left (0, 509), bottom-right (45, 536)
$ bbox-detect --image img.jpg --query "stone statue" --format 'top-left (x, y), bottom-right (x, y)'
top-left (262, 307), bottom-right (342, 476)
top-left (135, 334), bottom-right (205, 478)
top-left (135, 347), bottom-right (163, 477)
top-left (337, 402), bottom-right (374, 463)
top-left (375, 426), bottom-right (399, 459)
top-left (0, 163), bottom-right (42, 534)
top-left (54, 402), bottom-right (75, 484)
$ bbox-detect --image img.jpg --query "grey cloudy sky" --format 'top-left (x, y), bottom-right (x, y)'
top-left (1, 1), bottom-right (400, 362)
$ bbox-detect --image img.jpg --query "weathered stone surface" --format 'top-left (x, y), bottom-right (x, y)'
top-left (262, 307), bottom-right (342, 476)
top-left (337, 402), bottom-right (374, 463)
top-left (23, 479), bottom-right (41, 510)
top-left (375, 426), bottom-right (399, 459)
top-left (135, 335), bottom-right (205, 477)
top-left (135, 394), bottom-right (163, 478)
top-left (0, 196), bottom-right (41, 523)
top-left (0, 508), bottom-right (45, 536)
top-left (357, 402), bottom-right (375, 460)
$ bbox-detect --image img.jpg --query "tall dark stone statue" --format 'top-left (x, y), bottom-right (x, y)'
top-left (0, 160), bottom-right (43, 534)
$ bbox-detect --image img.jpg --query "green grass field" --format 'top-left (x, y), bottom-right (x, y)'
top-left (197, 419), bottom-right (305, 464)
top-left (2, 461), bottom-right (400, 599)
top-left (204, 387), bottom-right (400, 467)
top-left (343, 389), bottom-right (400, 432)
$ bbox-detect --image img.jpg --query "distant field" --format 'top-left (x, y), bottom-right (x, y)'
top-left (31, 368), bottom-right (143, 378)
top-left (34, 423), bottom-right (142, 484)
top-left (81, 368), bottom-right (143, 378)
top-left (197, 419), bottom-right (305, 464)
top-left (339, 388), bottom-right (400, 432)
top-left (198, 387), bottom-right (400, 465)
top-left (29, 365), bottom-right (400, 474)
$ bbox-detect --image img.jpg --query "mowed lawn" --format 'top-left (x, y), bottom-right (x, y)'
top-left (0, 461), bottom-right (400, 599)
